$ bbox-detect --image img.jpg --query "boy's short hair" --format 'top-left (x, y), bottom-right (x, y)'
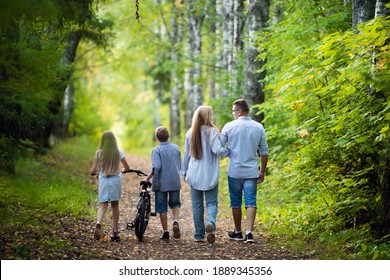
top-left (155, 126), bottom-right (169, 142)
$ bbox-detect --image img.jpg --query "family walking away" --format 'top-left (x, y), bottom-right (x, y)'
top-left (183, 106), bottom-right (229, 243)
top-left (221, 99), bottom-right (269, 244)
top-left (90, 130), bottom-right (130, 242)
top-left (144, 126), bottom-right (182, 240)
top-left (90, 98), bottom-right (268, 245)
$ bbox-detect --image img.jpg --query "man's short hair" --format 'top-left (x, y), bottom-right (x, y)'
top-left (155, 126), bottom-right (169, 142)
top-left (233, 99), bottom-right (249, 112)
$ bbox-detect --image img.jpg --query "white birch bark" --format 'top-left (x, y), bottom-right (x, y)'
top-left (184, 0), bottom-right (204, 129)
top-left (244, 0), bottom-right (270, 123)
top-left (375, 0), bottom-right (390, 17)
top-left (221, 0), bottom-right (234, 98)
top-left (352, 0), bottom-right (376, 27)
top-left (214, 0), bottom-right (223, 98)
top-left (169, 0), bottom-right (183, 139)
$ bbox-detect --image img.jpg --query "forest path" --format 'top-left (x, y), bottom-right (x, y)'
top-left (81, 155), bottom-right (312, 260)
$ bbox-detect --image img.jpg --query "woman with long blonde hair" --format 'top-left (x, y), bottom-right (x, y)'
top-left (182, 106), bottom-right (229, 243)
top-left (91, 131), bottom-right (130, 242)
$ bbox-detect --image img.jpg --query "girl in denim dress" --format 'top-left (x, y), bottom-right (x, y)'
top-left (90, 131), bottom-right (130, 241)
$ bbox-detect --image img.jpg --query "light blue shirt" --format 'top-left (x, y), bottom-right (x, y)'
top-left (150, 141), bottom-right (182, 192)
top-left (221, 116), bottom-right (269, 179)
top-left (182, 126), bottom-right (229, 191)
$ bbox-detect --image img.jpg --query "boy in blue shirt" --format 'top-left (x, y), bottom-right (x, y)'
top-left (145, 126), bottom-right (182, 240)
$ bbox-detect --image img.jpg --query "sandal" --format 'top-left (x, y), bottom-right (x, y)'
top-left (94, 224), bottom-right (102, 240)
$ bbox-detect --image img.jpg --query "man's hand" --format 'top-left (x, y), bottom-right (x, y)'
top-left (257, 172), bottom-right (265, 184)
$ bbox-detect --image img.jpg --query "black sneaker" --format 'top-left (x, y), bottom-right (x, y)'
top-left (173, 221), bottom-right (181, 239)
top-left (206, 223), bottom-right (215, 244)
top-left (111, 232), bottom-right (120, 242)
top-left (244, 232), bottom-right (254, 244)
top-left (160, 231), bottom-right (169, 240)
top-left (228, 230), bottom-right (244, 241)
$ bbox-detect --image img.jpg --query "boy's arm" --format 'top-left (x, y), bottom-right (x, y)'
top-left (146, 148), bottom-right (160, 182)
top-left (145, 169), bottom-right (154, 182)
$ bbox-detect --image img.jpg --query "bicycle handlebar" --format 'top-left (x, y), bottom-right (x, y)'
top-left (122, 168), bottom-right (148, 177)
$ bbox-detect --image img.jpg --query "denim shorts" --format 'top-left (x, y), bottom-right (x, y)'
top-left (228, 176), bottom-right (258, 208)
top-left (154, 190), bottom-right (181, 213)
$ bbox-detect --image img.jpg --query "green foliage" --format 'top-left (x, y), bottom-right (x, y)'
top-left (0, 0), bottom-right (111, 174)
top-left (256, 0), bottom-right (390, 259)
top-left (0, 137), bottom-right (96, 259)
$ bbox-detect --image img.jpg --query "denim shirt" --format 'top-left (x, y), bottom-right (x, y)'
top-left (182, 126), bottom-right (229, 191)
top-left (150, 141), bottom-right (182, 192)
top-left (220, 116), bottom-right (269, 179)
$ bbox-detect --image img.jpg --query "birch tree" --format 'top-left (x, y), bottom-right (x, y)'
top-left (184, 0), bottom-right (207, 129)
top-left (220, 0), bottom-right (244, 99)
top-left (352, 0), bottom-right (376, 27)
top-left (169, 0), bottom-right (183, 139)
top-left (244, 0), bottom-right (270, 123)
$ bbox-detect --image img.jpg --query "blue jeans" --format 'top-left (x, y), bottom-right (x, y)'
top-left (228, 176), bottom-right (258, 208)
top-left (190, 185), bottom-right (218, 240)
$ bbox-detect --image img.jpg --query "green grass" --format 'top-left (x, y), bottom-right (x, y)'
top-left (0, 136), bottom-right (97, 259)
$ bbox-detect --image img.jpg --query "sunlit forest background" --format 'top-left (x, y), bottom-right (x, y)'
top-left (1, 0), bottom-right (390, 259)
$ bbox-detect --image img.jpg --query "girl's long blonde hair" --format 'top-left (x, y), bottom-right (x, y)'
top-left (190, 106), bottom-right (218, 160)
top-left (97, 131), bottom-right (120, 176)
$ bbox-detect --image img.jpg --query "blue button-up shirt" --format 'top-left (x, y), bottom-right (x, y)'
top-left (221, 116), bottom-right (269, 179)
top-left (150, 141), bottom-right (182, 192)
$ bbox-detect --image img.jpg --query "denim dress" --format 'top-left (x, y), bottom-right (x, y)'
top-left (97, 150), bottom-right (125, 203)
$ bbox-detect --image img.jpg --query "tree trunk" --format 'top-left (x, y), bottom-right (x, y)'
top-left (51, 30), bottom-right (83, 141)
top-left (208, 0), bottom-right (217, 100)
top-left (169, 0), bottom-right (183, 140)
top-left (374, 0), bottom-right (390, 237)
top-left (221, 0), bottom-right (234, 99)
top-left (244, 0), bottom-right (270, 123)
top-left (232, 0), bottom-right (244, 92)
top-left (352, 0), bottom-right (376, 27)
top-left (214, 0), bottom-right (223, 99)
top-left (184, 0), bottom-right (204, 129)
top-left (375, 0), bottom-right (390, 16)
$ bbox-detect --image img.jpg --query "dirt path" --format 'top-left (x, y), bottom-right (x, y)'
top-left (74, 155), bottom-right (311, 260)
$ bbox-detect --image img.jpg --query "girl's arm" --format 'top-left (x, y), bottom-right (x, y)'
top-left (210, 128), bottom-right (229, 158)
top-left (90, 158), bottom-right (98, 175)
top-left (121, 156), bottom-right (130, 172)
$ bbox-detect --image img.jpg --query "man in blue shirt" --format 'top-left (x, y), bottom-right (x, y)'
top-left (221, 99), bottom-right (269, 244)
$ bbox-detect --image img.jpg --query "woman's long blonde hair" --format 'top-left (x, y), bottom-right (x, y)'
top-left (190, 106), bottom-right (218, 160)
top-left (97, 131), bottom-right (120, 176)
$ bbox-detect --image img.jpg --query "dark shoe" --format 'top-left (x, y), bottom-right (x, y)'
top-left (228, 230), bottom-right (244, 241)
top-left (94, 224), bottom-right (102, 240)
top-left (111, 232), bottom-right (120, 242)
top-left (160, 231), bottom-right (169, 240)
top-left (173, 221), bottom-right (181, 239)
top-left (206, 224), bottom-right (215, 244)
top-left (244, 232), bottom-right (254, 244)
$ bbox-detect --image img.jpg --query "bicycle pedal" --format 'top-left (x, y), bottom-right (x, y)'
top-left (126, 222), bottom-right (135, 230)
top-left (150, 212), bottom-right (157, 216)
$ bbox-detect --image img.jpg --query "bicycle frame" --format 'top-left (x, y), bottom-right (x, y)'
top-left (125, 179), bottom-right (156, 242)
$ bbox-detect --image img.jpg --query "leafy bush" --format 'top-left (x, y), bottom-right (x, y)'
top-left (256, 2), bottom-right (390, 259)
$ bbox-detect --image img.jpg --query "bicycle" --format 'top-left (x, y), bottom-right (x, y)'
top-left (122, 168), bottom-right (156, 242)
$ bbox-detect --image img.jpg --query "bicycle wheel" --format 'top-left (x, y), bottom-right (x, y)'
top-left (134, 198), bottom-right (148, 241)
